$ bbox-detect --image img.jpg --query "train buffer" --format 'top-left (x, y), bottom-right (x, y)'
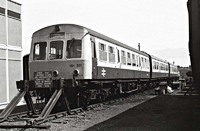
top-left (0, 79), bottom-right (71, 129)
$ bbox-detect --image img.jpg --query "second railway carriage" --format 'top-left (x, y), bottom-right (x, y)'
top-left (26, 24), bottom-right (179, 107)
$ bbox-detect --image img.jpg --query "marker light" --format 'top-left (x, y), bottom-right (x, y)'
top-left (53, 70), bottom-right (59, 77)
top-left (73, 69), bottom-right (79, 76)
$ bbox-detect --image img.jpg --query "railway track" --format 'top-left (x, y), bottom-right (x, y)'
top-left (0, 91), bottom-right (142, 130)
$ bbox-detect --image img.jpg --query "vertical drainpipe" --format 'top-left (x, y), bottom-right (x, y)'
top-left (5, 0), bottom-right (9, 103)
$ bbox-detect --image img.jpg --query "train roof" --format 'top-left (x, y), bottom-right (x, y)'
top-left (33, 24), bottom-right (148, 56)
top-left (33, 24), bottom-right (176, 66)
top-left (151, 55), bottom-right (168, 63)
top-left (84, 26), bottom-right (147, 56)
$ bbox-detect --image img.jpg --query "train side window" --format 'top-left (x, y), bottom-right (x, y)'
top-left (156, 62), bottom-right (159, 70)
top-left (33, 42), bottom-right (47, 60)
top-left (136, 55), bottom-right (139, 66)
top-left (127, 52), bottom-right (131, 65)
top-left (67, 39), bottom-right (82, 58)
top-left (132, 54), bottom-right (136, 66)
top-left (108, 46), bottom-right (115, 63)
top-left (155, 62), bottom-right (157, 69)
top-left (141, 57), bottom-right (144, 68)
top-left (153, 61), bottom-right (156, 69)
top-left (117, 49), bottom-right (120, 63)
top-left (146, 59), bottom-right (149, 69)
top-left (99, 43), bottom-right (107, 62)
top-left (138, 56), bottom-right (141, 67)
top-left (50, 41), bottom-right (63, 60)
top-left (121, 50), bottom-right (126, 65)
top-left (144, 58), bottom-right (147, 69)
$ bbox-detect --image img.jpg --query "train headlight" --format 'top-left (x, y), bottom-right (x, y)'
top-left (73, 69), bottom-right (79, 76)
top-left (53, 70), bottom-right (59, 77)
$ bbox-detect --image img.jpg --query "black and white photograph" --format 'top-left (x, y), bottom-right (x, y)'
top-left (0, 0), bottom-right (199, 130)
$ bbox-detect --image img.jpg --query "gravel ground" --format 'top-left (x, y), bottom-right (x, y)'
top-left (45, 90), bottom-right (155, 131)
top-left (0, 90), bottom-right (156, 131)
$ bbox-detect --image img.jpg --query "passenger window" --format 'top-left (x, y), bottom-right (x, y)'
top-left (157, 62), bottom-right (159, 70)
top-left (153, 61), bottom-right (156, 69)
top-left (99, 43), bottom-right (107, 62)
top-left (121, 50), bottom-right (126, 65)
top-left (127, 52), bottom-right (131, 65)
top-left (138, 57), bottom-right (141, 67)
top-left (33, 42), bottom-right (47, 60)
top-left (108, 46), bottom-right (115, 63)
top-left (50, 41), bottom-right (63, 60)
top-left (136, 56), bottom-right (139, 66)
top-left (131, 54), bottom-right (135, 66)
top-left (67, 39), bottom-right (82, 58)
top-left (141, 57), bottom-right (144, 67)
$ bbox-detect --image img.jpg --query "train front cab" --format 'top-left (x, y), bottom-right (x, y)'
top-left (27, 25), bottom-right (95, 108)
top-left (28, 25), bottom-right (93, 87)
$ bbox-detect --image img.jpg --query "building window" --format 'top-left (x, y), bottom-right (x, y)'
top-left (108, 46), bottom-right (115, 63)
top-left (99, 43), bottom-right (107, 62)
top-left (7, 10), bottom-right (21, 20)
top-left (0, 7), bottom-right (5, 15)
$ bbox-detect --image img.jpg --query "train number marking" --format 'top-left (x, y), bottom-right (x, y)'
top-left (101, 68), bottom-right (106, 77)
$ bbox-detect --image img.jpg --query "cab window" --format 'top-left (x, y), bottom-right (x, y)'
top-left (33, 42), bottom-right (47, 60)
top-left (67, 39), bottom-right (82, 58)
top-left (50, 41), bottom-right (63, 60)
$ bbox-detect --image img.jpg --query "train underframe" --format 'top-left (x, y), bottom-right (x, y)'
top-left (19, 76), bottom-right (177, 110)
top-left (0, 76), bottom-right (179, 124)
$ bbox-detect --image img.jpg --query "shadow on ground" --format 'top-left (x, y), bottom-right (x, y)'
top-left (86, 95), bottom-right (200, 131)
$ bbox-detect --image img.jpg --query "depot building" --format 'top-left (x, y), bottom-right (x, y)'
top-left (0, 0), bottom-right (22, 106)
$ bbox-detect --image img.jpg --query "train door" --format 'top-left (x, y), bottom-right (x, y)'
top-left (138, 55), bottom-right (142, 70)
top-left (115, 48), bottom-right (121, 78)
top-left (91, 36), bottom-right (98, 79)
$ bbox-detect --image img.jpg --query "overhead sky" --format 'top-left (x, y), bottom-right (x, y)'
top-left (15, 0), bottom-right (190, 67)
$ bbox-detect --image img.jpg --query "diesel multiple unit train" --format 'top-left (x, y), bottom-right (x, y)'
top-left (23, 24), bottom-right (178, 107)
top-left (1, 24), bottom-right (179, 119)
